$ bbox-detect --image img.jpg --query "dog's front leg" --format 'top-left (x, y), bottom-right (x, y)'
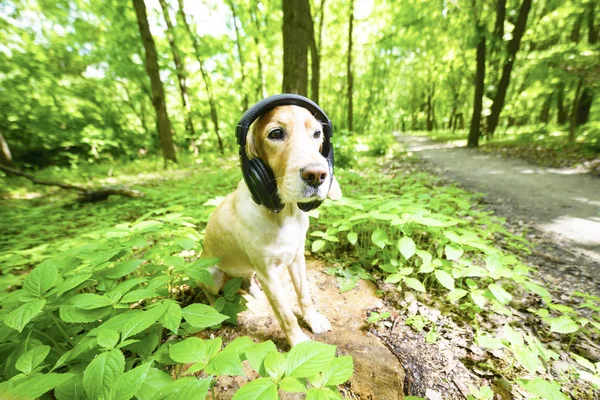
top-left (288, 250), bottom-right (332, 335)
top-left (255, 268), bottom-right (310, 346)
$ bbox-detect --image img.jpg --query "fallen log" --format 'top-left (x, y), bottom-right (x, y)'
top-left (0, 164), bottom-right (145, 202)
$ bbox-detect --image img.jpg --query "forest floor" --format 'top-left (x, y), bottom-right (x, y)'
top-left (397, 134), bottom-right (600, 298)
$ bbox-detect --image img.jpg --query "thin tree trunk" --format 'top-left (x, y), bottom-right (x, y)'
top-left (133, 0), bottom-right (177, 165)
top-left (468, 28), bottom-right (486, 148)
top-left (226, 0), bottom-right (249, 110)
top-left (346, 0), bottom-right (354, 131)
top-left (488, 0), bottom-right (506, 87)
top-left (426, 82), bottom-right (435, 131)
top-left (177, 0), bottom-right (224, 154)
top-left (576, 2), bottom-right (597, 126)
top-left (486, 0), bottom-right (532, 136)
top-left (310, 0), bottom-right (326, 104)
top-left (556, 82), bottom-right (568, 124)
top-left (539, 94), bottom-right (552, 124)
top-left (249, 4), bottom-right (266, 99)
top-left (0, 131), bottom-right (14, 168)
top-left (569, 78), bottom-right (584, 143)
top-left (282, 0), bottom-right (311, 95)
top-left (158, 0), bottom-right (196, 146)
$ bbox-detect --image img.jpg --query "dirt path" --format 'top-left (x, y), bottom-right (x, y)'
top-left (398, 134), bottom-right (600, 295)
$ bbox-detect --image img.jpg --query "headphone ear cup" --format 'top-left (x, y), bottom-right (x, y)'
top-left (248, 157), bottom-right (283, 212)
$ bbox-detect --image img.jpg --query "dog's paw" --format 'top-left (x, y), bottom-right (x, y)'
top-left (305, 310), bottom-right (332, 334)
top-left (289, 331), bottom-right (311, 347)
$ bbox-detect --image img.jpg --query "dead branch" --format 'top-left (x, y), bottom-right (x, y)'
top-left (0, 164), bottom-right (145, 202)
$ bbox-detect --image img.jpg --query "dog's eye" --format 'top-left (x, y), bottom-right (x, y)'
top-left (313, 130), bottom-right (322, 139)
top-left (268, 128), bottom-right (285, 141)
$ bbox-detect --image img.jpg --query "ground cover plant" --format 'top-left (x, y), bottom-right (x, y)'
top-left (2, 141), bottom-right (599, 399)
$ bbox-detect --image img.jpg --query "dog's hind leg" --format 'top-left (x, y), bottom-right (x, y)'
top-left (288, 250), bottom-right (331, 335)
top-left (198, 266), bottom-right (227, 306)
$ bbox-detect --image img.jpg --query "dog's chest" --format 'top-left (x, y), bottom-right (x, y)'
top-left (248, 215), bottom-right (307, 267)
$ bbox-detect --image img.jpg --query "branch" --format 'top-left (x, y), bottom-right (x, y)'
top-left (0, 164), bottom-right (145, 202)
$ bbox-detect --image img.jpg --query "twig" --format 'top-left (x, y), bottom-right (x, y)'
top-left (0, 164), bottom-right (145, 202)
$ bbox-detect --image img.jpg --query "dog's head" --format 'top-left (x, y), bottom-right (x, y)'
top-left (247, 105), bottom-right (342, 205)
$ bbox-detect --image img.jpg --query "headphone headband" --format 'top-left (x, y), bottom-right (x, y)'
top-left (236, 93), bottom-right (333, 146)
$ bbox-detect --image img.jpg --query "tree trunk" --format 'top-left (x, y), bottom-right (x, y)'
top-left (249, 4), bottom-right (266, 99)
top-left (426, 83), bottom-right (435, 131)
top-left (539, 94), bottom-right (552, 124)
top-left (486, 0), bottom-right (532, 136)
top-left (576, 2), bottom-right (597, 126)
top-left (0, 131), bottom-right (14, 169)
top-left (177, 0), bottom-right (224, 154)
top-left (226, 0), bottom-right (249, 111)
top-left (569, 78), bottom-right (584, 143)
top-left (468, 28), bottom-right (486, 148)
top-left (556, 82), bottom-right (568, 124)
top-left (133, 0), bottom-right (177, 165)
top-left (282, 0), bottom-right (311, 95)
top-left (158, 0), bottom-right (196, 144)
top-left (346, 0), bottom-right (354, 131)
top-left (310, 0), bottom-right (326, 104)
top-left (488, 0), bottom-right (507, 86)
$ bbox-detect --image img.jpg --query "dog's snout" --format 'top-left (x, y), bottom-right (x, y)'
top-left (300, 166), bottom-right (328, 188)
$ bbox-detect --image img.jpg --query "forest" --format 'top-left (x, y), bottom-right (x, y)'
top-left (0, 0), bottom-right (599, 399)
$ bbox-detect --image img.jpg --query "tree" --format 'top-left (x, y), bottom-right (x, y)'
top-left (486, 0), bottom-right (533, 136)
top-left (310, 0), bottom-right (326, 104)
top-left (282, 0), bottom-right (312, 95)
top-left (176, 0), bottom-right (224, 154)
top-left (158, 0), bottom-right (196, 148)
top-left (132, 0), bottom-right (177, 165)
top-left (0, 131), bottom-right (14, 168)
top-left (226, 0), bottom-right (249, 111)
top-left (346, 0), bottom-right (354, 131)
top-left (468, 25), bottom-right (486, 148)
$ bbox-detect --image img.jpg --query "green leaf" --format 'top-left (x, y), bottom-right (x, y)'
top-left (169, 337), bottom-right (206, 364)
top-left (55, 372), bottom-right (84, 400)
top-left (488, 283), bottom-right (512, 305)
top-left (503, 324), bottom-right (523, 346)
top-left (232, 378), bottom-right (277, 400)
top-left (476, 334), bottom-right (504, 350)
top-left (56, 274), bottom-right (92, 296)
top-left (513, 346), bottom-right (543, 374)
top-left (385, 274), bottom-right (403, 284)
top-left (470, 290), bottom-right (487, 308)
top-left (120, 289), bottom-right (159, 303)
top-left (279, 376), bottom-right (307, 393)
top-left (159, 302), bottom-right (182, 334)
top-left (434, 270), bottom-right (455, 291)
top-left (404, 278), bottom-right (426, 292)
top-left (312, 239), bottom-right (326, 252)
top-left (69, 293), bottom-right (114, 310)
top-left (109, 361), bottom-right (153, 400)
top-left (97, 330), bottom-right (120, 349)
top-left (321, 356), bottom-right (353, 386)
top-left (347, 232), bottom-right (358, 245)
top-left (398, 236), bottom-right (416, 260)
top-left (106, 259), bottom-right (143, 279)
top-left (221, 336), bottom-right (255, 356)
top-left (16, 345), bottom-right (51, 374)
top-left (245, 340), bottom-right (277, 376)
top-left (23, 261), bottom-right (59, 298)
top-left (121, 303), bottom-right (167, 341)
top-left (152, 377), bottom-right (211, 400)
top-left (10, 373), bottom-right (74, 400)
top-left (522, 281), bottom-right (550, 299)
top-left (264, 351), bottom-right (286, 380)
top-left (206, 351), bottom-right (245, 376)
top-left (447, 289), bottom-right (468, 302)
top-left (306, 387), bottom-right (340, 400)
top-left (517, 378), bottom-right (568, 400)
top-left (371, 229), bottom-right (388, 249)
top-left (59, 305), bottom-right (111, 323)
top-left (182, 304), bottom-right (228, 329)
top-left (549, 316), bottom-right (579, 334)
top-left (444, 245), bottom-right (463, 261)
top-left (286, 341), bottom-right (336, 378)
top-left (135, 368), bottom-right (172, 400)
top-left (5, 299), bottom-right (46, 332)
top-left (186, 267), bottom-right (213, 286)
top-left (83, 349), bottom-right (125, 400)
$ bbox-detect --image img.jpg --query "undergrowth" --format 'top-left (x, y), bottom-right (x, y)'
top-left (1, 141), bottom-right (599, 399)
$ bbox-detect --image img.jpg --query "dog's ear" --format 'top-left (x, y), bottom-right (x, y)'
top-left (327, 175), bottom-right (342, 200)
top-left (245, 125), bottom-right (259, 159)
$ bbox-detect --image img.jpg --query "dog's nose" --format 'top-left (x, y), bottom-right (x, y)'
top-left (300, 166), bottom-right (328, 187)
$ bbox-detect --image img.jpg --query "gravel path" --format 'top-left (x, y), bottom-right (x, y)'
top-left (398, 134), bottom-right (600, 294)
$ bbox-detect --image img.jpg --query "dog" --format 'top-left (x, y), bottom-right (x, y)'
top-left (201, 97), bottom-right (341, 346)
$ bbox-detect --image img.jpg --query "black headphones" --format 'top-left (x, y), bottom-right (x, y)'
top-left (236, 94), bottom-right (334, 213)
